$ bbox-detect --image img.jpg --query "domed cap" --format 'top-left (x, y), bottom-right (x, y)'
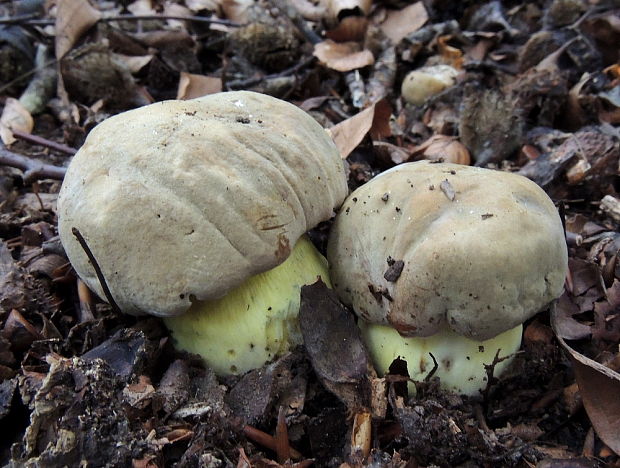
top-left (327, 161), bottom-right (567, 341)
top-left (58, 91), bottom-right (348, 317)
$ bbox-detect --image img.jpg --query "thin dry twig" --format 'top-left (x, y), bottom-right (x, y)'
top-left (0, 144), bottom-right (67, 182)
top-left (12, 129), bottom-right (77, 155)
top-left (0, 13), bottom-right (241, 27)
top-left (242, 425), bottom-right (303, 460)
top-left (225, 56), bottom-right (316, 90)
top-left (71, 227), bottom-right (122, 315)
top-left (275, 406), bottom-right (291, 464)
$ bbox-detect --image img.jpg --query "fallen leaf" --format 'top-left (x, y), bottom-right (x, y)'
top-left (410, 134), bottom-right (471, 165)
top-left (127, 0), bottom-right (156, 16)
top-left (299, 280), bottom-right (370, 409)
top-left (221, 0), bottom-right (253, 23)
top-left (552, 306), bottom-right (620, 456)
top-left (378, 2), bottom-right (428, 44)
top-left (112, 54), bottom-right (153, 74)
top-left (177, 72), bottom-right (222, 100)
top-left (55, 0), bottom-right (102, 59)
top-left (0, 98), bottom-right (33, 145)
top-left (554, 293), bottom-right (592, 340)
top-left (313, 40), bottom-right (374, 72)
top-left (328, 105), bottom-right (375, 159)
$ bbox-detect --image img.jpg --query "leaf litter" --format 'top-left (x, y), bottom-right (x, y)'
top-left (0, 0), bottom-right (620, 465)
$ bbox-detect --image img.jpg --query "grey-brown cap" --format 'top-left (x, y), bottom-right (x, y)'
top-left (58, 91), bottom-right (347, 317)
top-left (327, 161), bottom-right (568, 341)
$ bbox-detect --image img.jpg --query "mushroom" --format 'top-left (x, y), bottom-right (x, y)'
top-left (327, 161), bottom-right (568, 395)
top-left (58, 91), bottom-right (348, 374)
top-left (401, 65), bottom-right (459, 106)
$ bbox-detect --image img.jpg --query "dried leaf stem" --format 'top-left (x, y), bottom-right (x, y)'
top-left (71, 227), bottom-right (122, 315)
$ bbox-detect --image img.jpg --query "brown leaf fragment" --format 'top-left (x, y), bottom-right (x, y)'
top-left (299, 280), bottom-right (370, 409)
top-left (378, 2), bottom-right (428, 44)
top-left (55, 0), bottom-right (102, 59)
top-left (300, 280), bottom-right (368, 383)
top-left (383, 258), bottom-right (404, 282)
top-left (177, 72), bottom-right (222, 100)
top-left (554, 293), bottom-right (592, 341)
top-left (227, 352), bottom-right (304, 425)
top-left (156, 360), bottom-right (190, 414)
top-left (0, 98), bottom-right (33, 146)
top-left (552, 306), bottom-right (620, 456)
top-left (328, 105), bottom-right (375, 159)
top-left (439, 179), bottom-right (455, 201)
top-left (0, 242), bottom-right (27, 311)
top-left (313, 40), bottom-right (374, 72)
top-left (81, 328), bottom-right (154, 380)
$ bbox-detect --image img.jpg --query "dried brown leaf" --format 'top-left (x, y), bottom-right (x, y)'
top-left (327, 104), bottom-right (374, 159)
top-left (313, 40), bottom-right (374, 72)
top-left (552, 306), bottom-right (620, 456)
top-left (411, 135), bottom-right (470, 165)
top-left (221, 0), bottom-right (253, 23)
top-left (177, 72), bottom-right (222, 100)
top-left (554, 293), bottom-right (592, 341)
top-left (0, 98), bottom-right (33, 145)
top-left (55, 0), bottom-right (101, 59)
top-left (378, 2), bottom-right (428, 44)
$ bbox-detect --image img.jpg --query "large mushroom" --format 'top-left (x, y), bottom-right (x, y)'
top-left (327, 161), bottom-right (568, 395)
top-left (58, 91), bottom-right (348, 374)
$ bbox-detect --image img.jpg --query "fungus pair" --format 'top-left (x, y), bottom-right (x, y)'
top-left (58, 91), bottom-right (568, 395)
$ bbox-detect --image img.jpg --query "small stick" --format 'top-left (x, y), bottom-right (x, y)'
top-left (226, 56), bottom-right (315, 90)
top-left (0, 144), bottom-right (67, 182)
top-left (242, 425), bottom-right (303, 460)
top-left (12, 129), bottom-right (77, 155)
top-left (0, 14), bottom-right (241, 27)
top-left (71, 227), bottom-right (122, 315)
top-left (275, 406), bottom-right (291, 463)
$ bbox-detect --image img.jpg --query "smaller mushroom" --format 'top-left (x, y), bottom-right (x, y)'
top-left (327, 161), bottom-right (568, 395)
top-left (401, 65), bottom-right (458, 106)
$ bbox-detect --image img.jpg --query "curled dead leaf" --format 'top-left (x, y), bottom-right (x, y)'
top-left (552, 305), bottom-right (620, 456)
top-left (314, 40), bottom-right (374, 72)
top-left (411, 135), bottom-right (470, 165)
top-left (54, 0), bottom-right (101, 59)
top-left (378, 2), bottom-right (428, 44)
top-left (328, 100), bottom-right (390, 159)
top-left (0, 98), bottom-right (34, 146)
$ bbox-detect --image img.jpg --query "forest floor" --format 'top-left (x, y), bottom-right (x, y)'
top-left (0, 0), bottom-right (619, 466)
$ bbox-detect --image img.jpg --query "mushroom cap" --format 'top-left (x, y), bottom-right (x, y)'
top-left (58, 91), bottom-right (347, 317)
top-left (327, 161), bottom-right (568, 341)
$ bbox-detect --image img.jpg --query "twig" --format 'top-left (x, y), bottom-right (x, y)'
top-left (0, 13), bottom-right (241, 27)
top-left (275, 406), bottom-right (291, 463)
top-left (12, 129), bottom-right (77, 155)
top-left (226, 56), bottom-right (316, 90)
top-left (0, 144), bottom-right (67, 182)
top-left (71, 227), bottom-right (122, 315)
top-left (242, 425), bottom-right (303, 460)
